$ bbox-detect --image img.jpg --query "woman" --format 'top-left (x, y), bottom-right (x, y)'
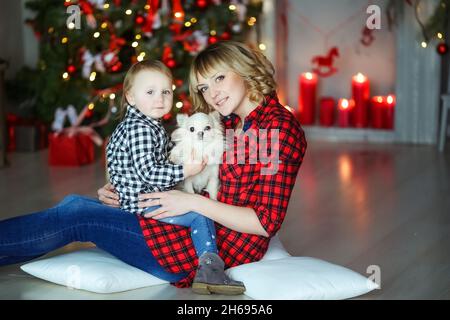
top-left (0, 41), bottom-right (306, 293)
top-left (100, 41), bottom-right (307, 287)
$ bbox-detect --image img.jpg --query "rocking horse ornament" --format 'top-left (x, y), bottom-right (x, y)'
top-left (311, 46), bottom-right (340, 77)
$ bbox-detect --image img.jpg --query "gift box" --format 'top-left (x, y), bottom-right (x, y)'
top-left (48, 133), bottom-right (95, 166)
top-left (6, 114), bottom-right (48, 152)
top-left (15, 124), bottom-right (48, 152)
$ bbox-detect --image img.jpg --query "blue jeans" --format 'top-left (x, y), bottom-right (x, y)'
top-left (145, 206), bottom-right (218, 256)
top-left (0, 194), bottom-right (187, 283)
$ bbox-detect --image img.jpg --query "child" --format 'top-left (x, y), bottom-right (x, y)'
top-left (106, 60), bottom-right (245, 295)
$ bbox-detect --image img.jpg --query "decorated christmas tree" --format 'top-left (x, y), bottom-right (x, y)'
top-left (10, 0), bottom-right (263, 134)
top-left (387, 0), bottom-right (449, 55)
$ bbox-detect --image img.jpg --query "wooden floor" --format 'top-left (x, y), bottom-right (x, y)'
top-left (0, 140), bottom-right (449, 300)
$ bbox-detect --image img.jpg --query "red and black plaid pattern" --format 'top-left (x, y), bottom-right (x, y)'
top-left (138, 93), bottom-right (307, 287)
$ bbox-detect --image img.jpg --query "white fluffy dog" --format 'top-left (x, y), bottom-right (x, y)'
top-left (169, 111), bottom-right (224, 200)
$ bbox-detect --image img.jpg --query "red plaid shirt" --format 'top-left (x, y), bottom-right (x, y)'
top-left (137, 93), bottom-right (307, 287)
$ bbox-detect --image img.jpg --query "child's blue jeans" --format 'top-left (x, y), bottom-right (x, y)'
top-left (145, 206), bottom-right (218, 256)
top-left (0, 194), bottom-right (188, 283)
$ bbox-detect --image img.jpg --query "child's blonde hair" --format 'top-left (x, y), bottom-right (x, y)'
top-left (119, 60), bottom-right (173, 119)
top-left (189, 41), bottom-right (277, 113)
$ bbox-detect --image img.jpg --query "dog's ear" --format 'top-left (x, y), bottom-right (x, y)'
top-left (171, 127), bottom-right (183, 142)
top-left (176, 113), bottom-right (189, 127)
top-left (209, 111), bottom-right (221, 126)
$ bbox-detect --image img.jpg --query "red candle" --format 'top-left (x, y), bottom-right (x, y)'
top-left (337, 99), bottom-right (354, 128)
top-left (383, 95), bottom-right (395, 129)
top-left (351, 73), bottom-right (370, 127)
top-left (370, 96), bottom-right (384, 129)
top-left (299, 72), bottom-right (318, 125)
top-left (319, 97), bottom-right (335, 127)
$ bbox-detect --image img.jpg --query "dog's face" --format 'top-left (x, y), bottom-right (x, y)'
top-left (175, 111), bottom-right (222, 144)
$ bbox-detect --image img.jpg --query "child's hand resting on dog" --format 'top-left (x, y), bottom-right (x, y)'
top-left (182, 150), bottom-right (208, 178)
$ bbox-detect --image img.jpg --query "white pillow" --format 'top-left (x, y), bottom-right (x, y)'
top-left (20, 248), bottom-right (169, 294)
top-left (260, 234), bottom-right (291, 261)
top-left (226, 257), bottom-right (379, 300)
top-left (20, 237), bottom-right (378, 299)
top-left (19, 235), bottom-right (287, 294)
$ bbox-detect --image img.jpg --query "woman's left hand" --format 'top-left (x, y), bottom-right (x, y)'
top-left (138, 190), bottom-right (198, 219)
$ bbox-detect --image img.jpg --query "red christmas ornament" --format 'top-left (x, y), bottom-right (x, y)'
top-left (67, 65), bottom-right (76, 74)
top-left (162, 45), bottom-right (176, 67)
top-left (175, 79), bottom-right (183, 87)
top-left (135, 15), bottom-right (145, 25)
top-left (111, 61), bottom-right (123, 72)
top-left (162, 45), bottom-right (172, 61)
top-left (179, 93), bottom-right (193, 114)
top-left (437, 42), bottom-right (449, 56)
top-left (196, 0), bottom-right (208, 9)
top-left (166, 59), bottom-right (176, 68)
top-left (220, 31), bottom-right (231, 40)
top-left (162, 112), bottom-right (173, 121)
top-left (85, 109), bottom-right (94, 118)
top-left (208, 36), bottom-right (218, 44)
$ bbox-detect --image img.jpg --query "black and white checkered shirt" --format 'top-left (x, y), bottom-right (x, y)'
top-left (106, 105), bottom-right (184, 215)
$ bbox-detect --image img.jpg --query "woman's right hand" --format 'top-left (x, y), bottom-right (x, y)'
top-left (97, 183), bottom-right (120, 207)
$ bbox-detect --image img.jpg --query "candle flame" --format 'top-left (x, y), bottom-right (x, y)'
top-left (340, 99), bottom-right (349, 109)
top-left (355, 73), bottom-right (366, 83)
top-left (376, 96), bottom-right (383, 103)
top-left (387, 95), bottom-right (394, 104)
top-left (304, 72), bottom-right (314, 80)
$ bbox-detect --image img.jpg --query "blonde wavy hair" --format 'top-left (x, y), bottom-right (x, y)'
top-left (118, 59), bottom-right (173, 119)
top-left (189, 41), bottom-right (277, 113)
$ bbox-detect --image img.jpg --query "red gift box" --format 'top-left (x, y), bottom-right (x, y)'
top-left (48, 133), bottom-right (95, 166)
top-left (6, 113), bottom-right (48, 152)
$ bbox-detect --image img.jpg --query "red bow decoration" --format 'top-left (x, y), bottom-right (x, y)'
top-left (109, 33), bottom-right (126, 51)
top-left (171, 0), bottom-right (185, 35)
top-left (78, 0), bottom-right (94, 15)
top-left (142, 0), bottom-right (160, 33)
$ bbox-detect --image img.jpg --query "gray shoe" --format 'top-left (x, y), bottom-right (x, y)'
top-left (192, 252), bottom-right (246, 295)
